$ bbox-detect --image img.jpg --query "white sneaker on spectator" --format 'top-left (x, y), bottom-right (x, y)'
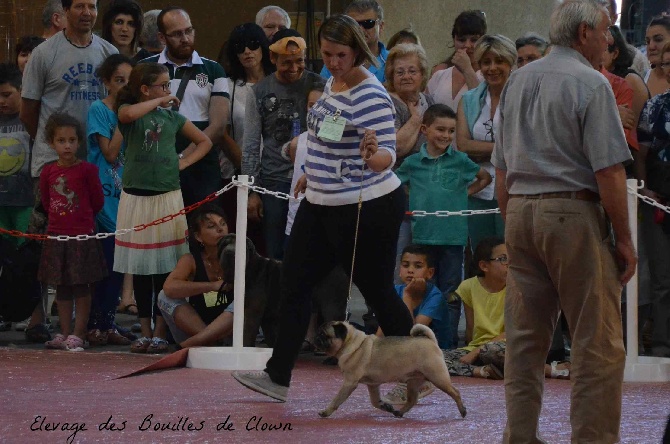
top-left (15, 317), bottom-right (30, 331)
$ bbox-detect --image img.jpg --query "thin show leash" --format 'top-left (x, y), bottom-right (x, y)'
top-left (346, 131), bottom-right (373, 320)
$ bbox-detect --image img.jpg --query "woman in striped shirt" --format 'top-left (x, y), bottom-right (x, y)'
top-left (232, 14), bottom-right (414, 401)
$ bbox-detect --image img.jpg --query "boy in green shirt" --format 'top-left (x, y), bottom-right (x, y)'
top-left (395, 104), bottom-right (491, 348)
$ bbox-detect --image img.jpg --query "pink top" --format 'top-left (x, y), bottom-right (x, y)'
top-left (40, 161), bottom-right (104, 235)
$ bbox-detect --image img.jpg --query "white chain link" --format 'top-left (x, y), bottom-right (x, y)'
top-left (627, 184), bottom-right (670, 214)
top-left (44, 181), bottom-right (239, 241)
top-left (33, 181), bottom-right (670, 242)
top-left (232, 177), bottom-right (302, 202)
top-left (407, 208), bottom-right (500, 217)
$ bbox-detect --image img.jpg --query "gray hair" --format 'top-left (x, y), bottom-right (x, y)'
top-left (549, 0), bottom-right (607, 47)
top-left (384, 43), bottom-right (429, 92)
top-left (473, 34), bottom-right (517, 67)
top-left (42, 0), bottom-right (63, 29)
top-left (345, 0), bottom-right (384, 20)
top-left (141, 10), bottom-right (161, 50)
top-left (255, 6), bottom-right (291, 29)
top-left (515, 32), bottom-right (550, 54)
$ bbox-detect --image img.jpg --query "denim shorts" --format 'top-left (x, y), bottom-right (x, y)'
top-left (157, 290), bottom-right (233, 344)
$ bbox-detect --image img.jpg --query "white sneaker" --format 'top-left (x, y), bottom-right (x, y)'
top-left (232, 371), bottom-right (288, 402)
top-left (14, 317), bottom-right (30, 331)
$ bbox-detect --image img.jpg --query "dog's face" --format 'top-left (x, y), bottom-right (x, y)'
top-left (314, 321), bottom-right (351, 357)
top-left (218, 234), bottom-right (258, 282)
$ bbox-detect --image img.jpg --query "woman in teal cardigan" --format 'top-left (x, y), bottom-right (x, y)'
top-left (456, 34), bottom-right (516, 251)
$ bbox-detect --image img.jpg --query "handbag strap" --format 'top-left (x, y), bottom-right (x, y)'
top-left (172, 66), bottom-right (197, 111)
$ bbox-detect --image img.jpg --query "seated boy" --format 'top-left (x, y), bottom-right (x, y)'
top-left (379, 244), bottom-right (451, 405)
top-left (392, 244), bottom-right (450, 348)
top-left (395, 103), bottom-right (491, 348)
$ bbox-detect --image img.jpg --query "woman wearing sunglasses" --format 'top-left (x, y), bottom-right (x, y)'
top-left (222, 23), bottom-right (274, 175)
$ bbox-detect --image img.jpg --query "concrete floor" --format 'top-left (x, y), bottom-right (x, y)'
top-left (1, 348), bottom-right (669, 444)
top-left (2, 290), bottom-right (669, 443)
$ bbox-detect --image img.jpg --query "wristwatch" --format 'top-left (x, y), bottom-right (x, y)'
top-left (178, 153), bottom-right (184, 159)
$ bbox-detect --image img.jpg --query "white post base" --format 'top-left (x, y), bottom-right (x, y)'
top-left (186, 347), bottom-right (273, 371)
top-left (624, 356), bottom-right (670, 382)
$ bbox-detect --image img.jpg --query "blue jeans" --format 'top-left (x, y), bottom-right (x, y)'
top-left (260, 180), bottom-right (290, 260)
top-left (424, 244), bottom-right (465, 349)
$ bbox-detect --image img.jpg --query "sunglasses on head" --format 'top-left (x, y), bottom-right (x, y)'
top-left (233, 40), bottom-right (261, 54)
top-left (356, 19), bottom-right (378, 29)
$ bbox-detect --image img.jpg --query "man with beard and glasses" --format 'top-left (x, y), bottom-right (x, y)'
top-left (140, 7), bottom-right (230, 207)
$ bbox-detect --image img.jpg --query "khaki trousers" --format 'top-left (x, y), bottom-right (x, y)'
top-left (502, 197), bottom-right (625, 444)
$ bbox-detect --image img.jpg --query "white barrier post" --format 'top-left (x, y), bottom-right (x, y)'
top-left (232, 176), bottom-right (249, 350)
top-left (625, 178), bottom-right (639, 361)
top-left (186, 175), bottom-right (273, 370)
top-left (623, 179), bottom-right (670, 382)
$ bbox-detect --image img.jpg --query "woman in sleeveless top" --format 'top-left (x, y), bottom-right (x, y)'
top-left (158, 204), bottom-right (234, 349)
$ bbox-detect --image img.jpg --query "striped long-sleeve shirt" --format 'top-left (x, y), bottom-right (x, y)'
top-left (304, 77), bottom-right (400, 206)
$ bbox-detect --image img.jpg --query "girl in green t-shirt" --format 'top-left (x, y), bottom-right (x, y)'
top-left (112, 63), bottom-right (213, 353)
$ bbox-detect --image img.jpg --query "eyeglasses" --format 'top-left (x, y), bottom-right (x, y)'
top-left (517, 56), bottom-right (539, 66)
top-left (356, 19), bottom-right (379, 30)
top-left (394, 68), bottom-right (420, 77)
top-left (149, 82), bottom-right (170, 92)
top-left (489, 254), bottom-right (508, 265)
top-left (164, 27), bottom-right (195, 39)
top-left (483, 118), bottom-right (495, 142)
top-left (233, 40), bottom-right (261, 54)
top-left (660, 62), bottom-right (670, 69)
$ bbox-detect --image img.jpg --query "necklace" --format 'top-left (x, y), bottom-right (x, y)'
top-left (63, 30), bottom-right (93, 49)
top-left (203, 253), bottom-right (222, 281)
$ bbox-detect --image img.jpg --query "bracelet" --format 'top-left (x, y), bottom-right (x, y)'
top-left (178, 153), bottom-right (184, 159)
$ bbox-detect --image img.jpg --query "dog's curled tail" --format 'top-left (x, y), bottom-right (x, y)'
top-left (410, 324), bottom-right (437, 344)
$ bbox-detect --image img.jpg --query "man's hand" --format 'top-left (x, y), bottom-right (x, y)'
top-left (247, 192), bottom-right (263, 222)
top-left (616, 238), bottom-right (638, 286)
top-left (618, 105), bottom-right (635, 130)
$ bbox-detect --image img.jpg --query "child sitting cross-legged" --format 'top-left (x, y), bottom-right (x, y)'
top-left (443, 237), bottom-right (571, 380)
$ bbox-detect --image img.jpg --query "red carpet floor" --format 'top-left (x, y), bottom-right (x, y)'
top-left (1, 348), bottom-right (668, 443)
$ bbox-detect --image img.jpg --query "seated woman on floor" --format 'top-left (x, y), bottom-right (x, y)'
top-left (157, 204), bottom-right (234, 349)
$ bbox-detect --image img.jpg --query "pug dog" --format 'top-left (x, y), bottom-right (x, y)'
top-left (314, 321), bottom-right (467, 419)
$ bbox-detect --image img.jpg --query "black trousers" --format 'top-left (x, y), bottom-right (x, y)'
top-left (265, 185), bottom-right (414, 386)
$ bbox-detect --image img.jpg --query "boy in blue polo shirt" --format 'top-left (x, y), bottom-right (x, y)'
top-left (395, 103), bottom-right (491, 348)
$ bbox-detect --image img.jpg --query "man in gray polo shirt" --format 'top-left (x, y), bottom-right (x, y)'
top-left (492, 1), bottom-right (636, 442)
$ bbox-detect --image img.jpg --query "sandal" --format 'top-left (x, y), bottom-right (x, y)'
top-left (130, 337), bottom-right (151, 353)
top-left (63, 335), bottom-right (85, 352)
top-left (479, 364), bottom-right (504, 380)
top-left (147, 337), bottom-right (169, 354)
top-left (550, 361), bottom-right (570, 379)
top-left (87, 329), bottom-right (108, 346)
top-left (26, 324), bottom-right (52, 343)
top-left (116, 303), bottom-right (138, 316)
top-left (45, 333), bottom-right (67, 349)
top-left (105, 329), bottom-right (131, 345)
